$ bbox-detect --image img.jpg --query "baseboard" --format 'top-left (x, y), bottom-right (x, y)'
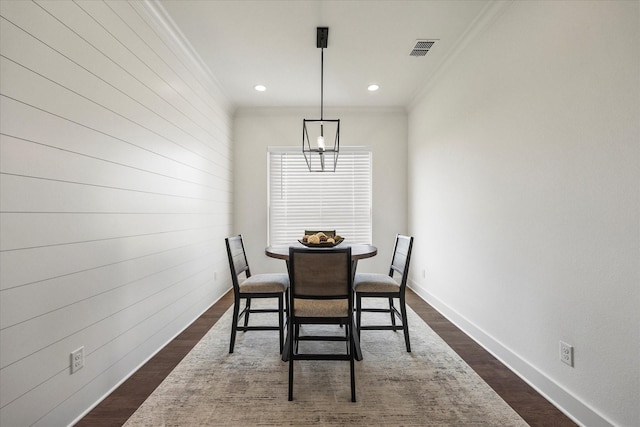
top-left (408, 279), bottom-right (615, 427)
top-left (67, 288), bottom-right (231, 427)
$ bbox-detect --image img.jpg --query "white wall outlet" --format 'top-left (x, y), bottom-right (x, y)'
top-left (214, 271), bottom-right (217, 281)
top-left (560, 341), bottom-right (573, 367)
top-left (70, 346), bottom-right (84, 374)
top-left (422, 269), bottom-right (426, 278)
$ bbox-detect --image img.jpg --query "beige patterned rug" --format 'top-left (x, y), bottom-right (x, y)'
top-left (124, 299), bottom-right (528, 426)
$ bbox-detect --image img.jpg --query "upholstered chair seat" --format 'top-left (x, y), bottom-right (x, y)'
top-left (293, 298), bottom-right (349, 317)
top-left (239, 274), bottom-right (289, 294)
top-left (354, 273), bottom-right (400, 293)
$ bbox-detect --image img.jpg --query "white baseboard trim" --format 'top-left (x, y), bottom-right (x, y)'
top-left (408, 279), bottom-right (615, 427)
top-left (67, 288), bottom-right (231, 427)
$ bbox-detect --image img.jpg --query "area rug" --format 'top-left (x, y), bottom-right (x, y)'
top-left (124, 299), bottom-right (528, 426)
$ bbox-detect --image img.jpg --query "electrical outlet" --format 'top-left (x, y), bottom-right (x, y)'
top-left (422, 269), bottom-right (426, 278)
top-left (560, 341), bottom-right (573, 367)
top-left (70, 347), bottom-right (84, 374)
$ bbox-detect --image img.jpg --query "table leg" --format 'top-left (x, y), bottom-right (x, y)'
top-left (351, 259), bottom-right (362, 360)
top-left (281, 321), bottom-right (291, 361)
top-left (352, 316), bottom-right (363, 361)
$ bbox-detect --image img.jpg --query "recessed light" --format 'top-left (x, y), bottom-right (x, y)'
top-left (254, 84), bottom-right (266, 92)
top-left (367, 84), bottom-right (379, 92)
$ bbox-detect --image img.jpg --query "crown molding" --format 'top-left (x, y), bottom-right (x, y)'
top-left (408, 1), bottom-right (513, 111)
top-left (136, 0), bottom-right (233, 112)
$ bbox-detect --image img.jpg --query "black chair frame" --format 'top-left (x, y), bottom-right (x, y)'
top-left (225, 235), bottom-right (288, 354)
top-left (356, 234), bottom-right (414, 352)
top-left (287, 247), bottom-right (356, 402)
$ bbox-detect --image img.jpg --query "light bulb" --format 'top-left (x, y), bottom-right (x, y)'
top-left (317, 135), bottom-right (325, 151)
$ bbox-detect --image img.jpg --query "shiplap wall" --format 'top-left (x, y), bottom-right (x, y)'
top-left (0, 1), bottom-right (233, 425)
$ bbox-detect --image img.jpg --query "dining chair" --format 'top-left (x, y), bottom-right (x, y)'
top-left (287, 247), bottom-right (356, 402)
top-left (225, 235), bottom-right (289, 354)
top-left (354, 234), bottom-right (414, 352)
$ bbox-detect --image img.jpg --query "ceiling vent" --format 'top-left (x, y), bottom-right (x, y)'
top-left (410, 40), bottom-right (436, 57)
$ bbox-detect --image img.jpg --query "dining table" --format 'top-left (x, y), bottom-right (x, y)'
top-left (265, 242), bottom-right (377, 263)
top-left (265, 242), bottom-right (377, 362)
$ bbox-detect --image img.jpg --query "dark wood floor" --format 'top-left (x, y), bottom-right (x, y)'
top-left (77, 289), bottom-right (577, 426)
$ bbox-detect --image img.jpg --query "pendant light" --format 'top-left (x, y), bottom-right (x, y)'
top-left (302, 27), bottom-right (340, 172)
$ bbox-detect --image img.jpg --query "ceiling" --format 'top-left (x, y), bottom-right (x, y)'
top-left (157, 0), bottom-right (491, 110)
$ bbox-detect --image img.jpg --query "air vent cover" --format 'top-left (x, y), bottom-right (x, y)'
top-left (410, 40), bottom-right (436, 57)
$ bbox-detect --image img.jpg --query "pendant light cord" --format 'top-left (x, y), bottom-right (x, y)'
top-left (320, 47), bottom-right (324, 139)
top-left (320, 47), bottom-right (324, 121)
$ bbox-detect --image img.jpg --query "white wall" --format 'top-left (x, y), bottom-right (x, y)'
top-left (233, 107), bottom-right (407, 275)
top-left (0, 1), bottom-right (233, 425)
top-left (408, 2), bottom-right (639, 426)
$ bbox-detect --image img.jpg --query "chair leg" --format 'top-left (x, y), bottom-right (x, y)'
top-left (343, 319), bottom-right (349, 352)
top-left (288, 318), bottom-right (295, 401)
top-left (278, 294), bottom-right (284, 354)
top-left (356, 294), bottom-right (362, 339)
top-left (243, 298), bottom-right (251, 327)
top-left (229, 297), bottom-right (240, 353)
top-left (388, 297), bottom-right (396, 326)
top-left (400, 295), bottom-right (411, 352)
top-left (285, 288), bottom-right (290, 318)
top-left (349, 318), bottom-right (357, 402)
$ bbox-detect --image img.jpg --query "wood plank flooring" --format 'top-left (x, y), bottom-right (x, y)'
top-left (76, 289), bottom-right (576, 426)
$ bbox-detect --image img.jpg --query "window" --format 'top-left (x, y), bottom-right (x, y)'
top-left (268, 146), bottom-right (372, 246)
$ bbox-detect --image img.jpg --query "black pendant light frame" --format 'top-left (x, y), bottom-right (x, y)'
top-left (302, 27), bottom-right (340, 172)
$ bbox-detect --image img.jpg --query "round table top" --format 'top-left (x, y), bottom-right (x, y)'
top-left (265, 243), bottom-right (377, 261)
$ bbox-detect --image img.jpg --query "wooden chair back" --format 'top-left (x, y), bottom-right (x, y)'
top-left (389, 234), bottom-right (414, 288)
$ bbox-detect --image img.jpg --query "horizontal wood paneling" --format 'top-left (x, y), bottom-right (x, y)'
top-left (0, 1), bottom-right (233, 425)
top-left (0, 174), bottom-right (232, 214)
top-left (1, 239), bottom-right (220, 325)
top-left (0, 97), bottom-right (232, 186)
top-left (1, 228), bottom-right (214, 289)
top-left (2, 0), bottom-right (230, 163)
top-left (0, 211), bottom-right (219, 251)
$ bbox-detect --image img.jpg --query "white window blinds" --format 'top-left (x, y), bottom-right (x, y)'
top-left (268, 147), bottom-right (372, 246)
